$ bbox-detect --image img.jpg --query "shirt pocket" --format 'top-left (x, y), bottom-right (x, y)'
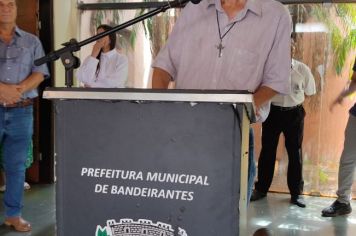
top-left (225, 48), bottom-right (258, 90)
top-left (292, 81), bottom-right (304, 95)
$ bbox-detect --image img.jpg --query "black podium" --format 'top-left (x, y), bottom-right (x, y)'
top-left (44, 88), bottom-right (253, 236)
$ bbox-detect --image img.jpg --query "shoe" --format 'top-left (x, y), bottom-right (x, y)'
top-left (0, 185), bottom-right (5, 192)
top-left (253, 227), bottom-right (273, 236)
top-left (4, 216), bottom-right (32, 232)
top-left (250, 190), bottom-right (267, 201)
top-left (290, 195), bottom-right (306, 208)
top-left (24, 182), bottom-right (31, 190)
top-left (322, 200), bottom-right (352, 217)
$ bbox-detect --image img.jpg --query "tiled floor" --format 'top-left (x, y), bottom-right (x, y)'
top-left (0, 185), bottom-right (356, 235)
top-left (0, 184), bottom-right (55, 236)
top-left (248, 192), bottom-right (356, 236)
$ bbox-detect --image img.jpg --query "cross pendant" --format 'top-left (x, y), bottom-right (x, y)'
top-left (216, 42), bottom-right (224, 58)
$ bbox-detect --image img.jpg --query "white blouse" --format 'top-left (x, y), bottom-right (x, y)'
top-left (76, 49), bottom-right (128, 88)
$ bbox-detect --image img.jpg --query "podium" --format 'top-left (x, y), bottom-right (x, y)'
top-left (44, 88), bottom-right (253, 236)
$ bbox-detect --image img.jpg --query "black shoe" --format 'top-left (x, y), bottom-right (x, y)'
top-left (250, 190), bottom-right (267, 201)
top-left (253, 227), bottom-right (272, 236)
top-left (290, 195), bottom-right (306, 208)
top-left (322, 200), bottom-right (352, 217)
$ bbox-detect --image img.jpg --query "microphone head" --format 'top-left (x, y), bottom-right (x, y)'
top-left (191, 0), bottom-right (201, 4)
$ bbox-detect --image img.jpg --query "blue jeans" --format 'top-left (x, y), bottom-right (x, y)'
top-left (248, 127), bottom-right (256, 204)
top-left (0, 106), bottom-right (33, 217)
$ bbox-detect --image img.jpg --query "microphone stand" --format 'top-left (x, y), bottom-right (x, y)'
top-left (35, 0), bottom-right (192, 87)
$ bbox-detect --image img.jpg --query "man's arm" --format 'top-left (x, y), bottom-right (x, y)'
top-left (303, 63), bottom-right (316, 97)
top-left (152, 68), bottom-right (172, 89)
top-left (330, 70), bottom-right (356, 111)
top-left (253, 86), bottom-right (278, 110)
top-left (258, 7), bottom-right (291, 106)
top-left (18, 72), bottom-right (44, 94)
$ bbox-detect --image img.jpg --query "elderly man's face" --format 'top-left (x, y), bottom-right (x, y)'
top-left (0, 0), bottom-right (17, 25)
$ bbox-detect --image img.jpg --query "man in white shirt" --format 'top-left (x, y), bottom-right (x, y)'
top-left (251, 38), bottom-right (316, 208)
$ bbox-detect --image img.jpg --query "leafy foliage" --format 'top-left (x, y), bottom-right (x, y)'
top-left (310, 4), bottom-right (356, 74)
top-left (90, 0), bottom-right (121, 35)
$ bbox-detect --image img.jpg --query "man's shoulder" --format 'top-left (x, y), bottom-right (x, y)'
top-left (293, 59), bottom-right (313, 78)
top-left (293, 59), bottom-right (310, 70)
top-left (183, 1), bottom-right (207, 14)
top-left (258, 0), bottom-right (289, 16)
top-left (15, 27), bottom-right (40, 43)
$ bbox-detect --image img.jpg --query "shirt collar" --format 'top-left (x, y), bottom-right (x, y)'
top-left (14, 26), bottom-right (24, 37)
top-left (1, 26), bottom-right (23, 45)
top-left (291, 58), bottom-right (296, 69)
top-left (207, 0), bottom-right (262, 17)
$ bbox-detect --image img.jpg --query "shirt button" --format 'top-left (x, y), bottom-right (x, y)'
top-left (6, 78), bottom-right (10, 81)
top-left (7, 67), bottom-right (11, 69)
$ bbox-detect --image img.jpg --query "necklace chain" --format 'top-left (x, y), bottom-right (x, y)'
top-left (216, 10), bottom-right (237, 58)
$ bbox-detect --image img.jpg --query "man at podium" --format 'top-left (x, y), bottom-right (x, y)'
top-left (152, 0), bottom-right (291, 119)
top-left (151, 0), bottom-right (292, 201)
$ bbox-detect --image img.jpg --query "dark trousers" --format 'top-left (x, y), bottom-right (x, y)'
top-left (255, 104), bottom-right (305, 196)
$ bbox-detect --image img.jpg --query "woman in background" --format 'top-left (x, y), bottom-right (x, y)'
top-left (76, 24), bottom-right (128, 88)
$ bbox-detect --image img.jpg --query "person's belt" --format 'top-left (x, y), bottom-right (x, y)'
top-left (1, 98), bottom-right (34, 108)
top-left (271, 104), bottom-right (302, 111)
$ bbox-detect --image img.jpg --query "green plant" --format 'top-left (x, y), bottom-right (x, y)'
top-left (290, 3), bottom-right (355, 75)
top-left (90, 0), bottom-right (121, 34)
top-left (311, 3), bottom-right (356, 75)
top-left (138, 5), bottom-right (180, 57)
top-left (318, 168), bottom-right (329, 185)
top-left (89, 1), bottom-right (179, 54)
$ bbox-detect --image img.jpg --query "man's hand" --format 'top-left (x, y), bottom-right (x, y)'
top-left (0, 83), bottom-right (22, 105)
top-left (253, 86), bottom-right (278, 110)
top-left (330, 74), bottom-right (356, 113)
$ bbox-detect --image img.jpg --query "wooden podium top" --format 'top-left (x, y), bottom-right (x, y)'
top-left (43, 88), bottom-right (253, 104)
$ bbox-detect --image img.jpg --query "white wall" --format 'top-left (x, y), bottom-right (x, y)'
top-left (53, 0), bottom-right (79, 87)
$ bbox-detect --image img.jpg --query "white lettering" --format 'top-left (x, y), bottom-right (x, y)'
top-left (81, 168), bottom-right (88, 176)
top-left (95, 184), bottom-right (108, 194)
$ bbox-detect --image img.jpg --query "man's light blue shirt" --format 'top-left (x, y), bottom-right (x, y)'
top-left (0, 27), bottom-right (49, 99)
